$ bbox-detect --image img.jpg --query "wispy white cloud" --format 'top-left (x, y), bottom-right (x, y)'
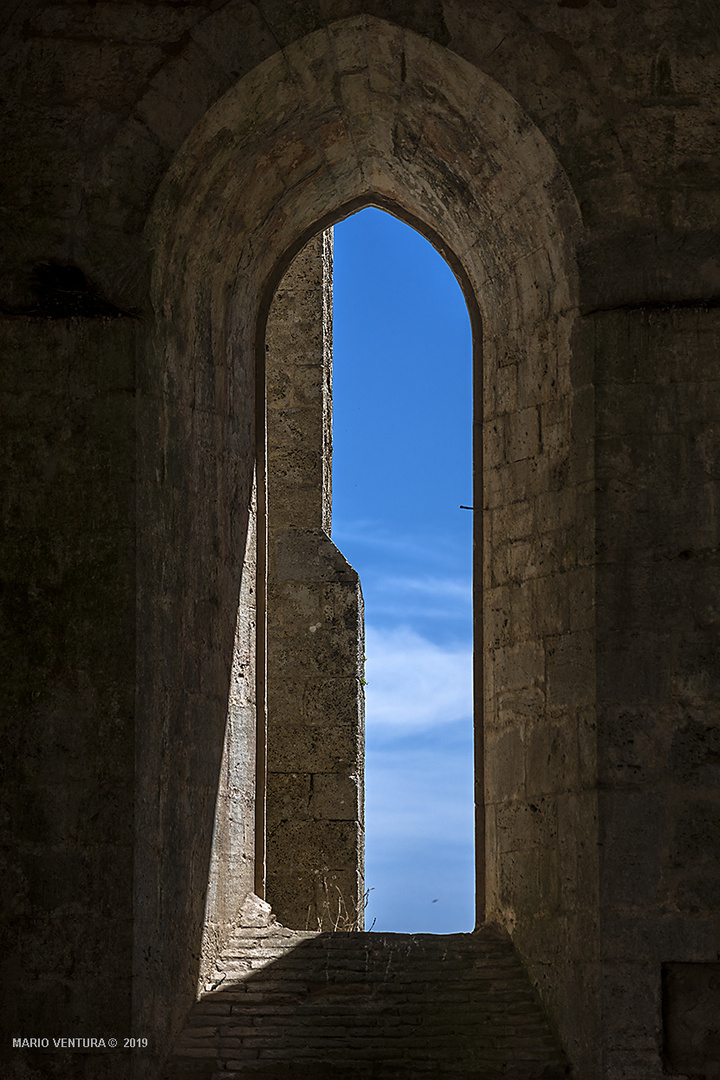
top-left (333, 519), bottom-right (471, 566)
top-left (363, 721), bottom-right (476, 933)
top-left (371, 573), bottom-right (470, 600)
top-left (364, 624), bottom-right (472, 732)
top-left (365, 572), bottom-right (471, 623)
top-left (333, 521), bottom-right (441, 561)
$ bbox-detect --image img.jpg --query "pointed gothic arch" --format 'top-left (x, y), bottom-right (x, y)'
top-left (141, 12), bottom-right (586, 1062)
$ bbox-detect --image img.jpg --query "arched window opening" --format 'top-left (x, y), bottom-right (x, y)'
top-left (333, 209), bottom-right (474, 933)
top-left (263, 208), bottom-right (475, 935)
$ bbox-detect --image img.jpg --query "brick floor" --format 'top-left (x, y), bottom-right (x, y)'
top-left (165, 900), bottom-right (570, 1079)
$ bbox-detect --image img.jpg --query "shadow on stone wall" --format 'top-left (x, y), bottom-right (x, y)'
top-left (168, 902), bottom-right (570, 1080)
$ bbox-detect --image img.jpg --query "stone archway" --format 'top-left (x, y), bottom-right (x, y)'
top-left (143, 12), bottom-right (586, 1067)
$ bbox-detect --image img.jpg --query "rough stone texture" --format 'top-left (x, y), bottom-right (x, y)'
top-left (266, 232), bottom-right (334, 537)
top-left (166, 896), bottom-right (569, 1080)
top-left (265, 231), bottom-right (365, 930)
top-left (592, 308), bottom-right (720, 1080)
top-left (662, 962), bottom-right (720, 1080)
top-left (0, 317), bottom-right (136, 1080)
top-left (133, 182), bottom-right (259, 1078)
top-left (1, 4), bottom-right (719, 1080)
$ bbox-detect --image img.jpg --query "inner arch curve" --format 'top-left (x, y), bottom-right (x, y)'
top-left (141, 11), bottom-right (584, 1041)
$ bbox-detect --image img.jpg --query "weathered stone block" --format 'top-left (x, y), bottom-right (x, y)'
top-left (495, 686), bottom-right (546, 727)
top-left (303, 677), bottom-right (363, 727)
top-left (267, 820), bottom-right (359, 875)
top-left (484, 724), bottom-right (525, 804)
top-left (490, 499), bottom-right (535, 546)
top-left (670, 717), bottom-right (720, 786)
top-left (546, 632), bottom-right (594, 709)
top-left (526, 720), bottom-right (579, 799)
top-left (269, 720), bottom-right (359, 774)
top-left (531, 574), bottom-right (570, 637)
top-left (497, 797), bottom-right (556, 855)
top-left (669, 800), bottom-right (720, 879)
top-left (266, 774), bottom-right (311, 827)
top-left (493, 641), bottom-right (545, 695)
top-left (310, 772), bottom-right (360, 822)
top-left (597, 707), bottom-right (668, 787)
top-left (18, 38), bottom-right (164, 108)
top-left (597, 632), bottom-right (673, 706)
top-left (663, 962), bottom-right (720, 1080)
top-left (599, 791), bottom-right (667, 907)
top-left (505, 406), bottom-right (540, 463)
top-left (30, 2), bottom-right (202, 43)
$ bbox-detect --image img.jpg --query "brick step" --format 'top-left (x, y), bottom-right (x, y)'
top-left (165, 901), bottom-right (570, 1080)
top-left (212, 962), bottom-right (528, 984)
top-left (223, 930), bottom-right (515, 955)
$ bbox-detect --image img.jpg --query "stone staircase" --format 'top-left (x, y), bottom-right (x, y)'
top-left (166, 897), bottom-right (570, 1080)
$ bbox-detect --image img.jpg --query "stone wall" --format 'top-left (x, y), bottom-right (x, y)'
top-left (482, 281), bottom-right (600, 1078)
top-left (136, 170), bottom-right (260, 1078)
top-left (1, 317), bottom-right (137, 1080)
top-left (265, 232), bottom-right (365, 930)
top-left (1, 5), bottom-right (719, 1080)
top-left (593, 307), bottom-right (720, 1079)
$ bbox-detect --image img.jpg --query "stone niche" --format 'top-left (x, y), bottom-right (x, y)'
top-left (264, 229), bottom-right (365, 930)
top-left (663, 962), bottom-right (720, 1080)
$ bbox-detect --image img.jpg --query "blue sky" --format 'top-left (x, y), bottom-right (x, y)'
top-left (332, 208), bottom-right (475, 933)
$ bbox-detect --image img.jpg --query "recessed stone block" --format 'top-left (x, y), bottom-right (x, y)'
top-left (663, 963), bottom-right (720, 1080)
